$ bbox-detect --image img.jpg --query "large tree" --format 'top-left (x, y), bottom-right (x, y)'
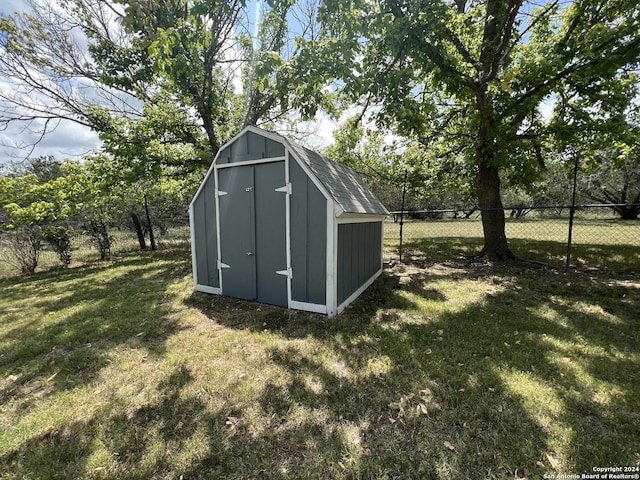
top-left (1, 0), bottom-right (321, 164)
top-left (291, 0), bottom-right (640, 259)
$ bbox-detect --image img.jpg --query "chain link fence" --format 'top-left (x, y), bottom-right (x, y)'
top-left (0, 226), bottom-right (192, 278)
top-left (385, 205), bottom-right (640, 273)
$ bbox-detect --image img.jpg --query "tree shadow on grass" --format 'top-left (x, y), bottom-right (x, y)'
top-left (0, 363), bottom-right (212, 480)
top-left (1, 245), bottom-right (638, 479)
top-left (398, 236), bottom-right (640, 273)
top-left (190, 255), bottom-right (639, 478)
top-left (0, 250), bottom-right (191, 414)
top-left (186, 269), bottom-right (420, 340)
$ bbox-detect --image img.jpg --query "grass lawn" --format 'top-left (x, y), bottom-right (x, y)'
top-left (0, 241), bottom-right (638, 479)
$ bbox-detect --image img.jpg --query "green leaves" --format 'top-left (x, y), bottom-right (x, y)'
top-left (0, 174), bottom-right (73, 229)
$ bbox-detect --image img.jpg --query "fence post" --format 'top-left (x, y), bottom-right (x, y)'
top-left (565, 154), bottom-right (579, 272)
top-left (399, 169), bottom-right (408, 263)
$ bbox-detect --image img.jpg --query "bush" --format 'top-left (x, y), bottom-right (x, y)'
top-left (86, 219), bottom-right (112, 260)
top-left (41, 226), bottom-right (73, 266)
top-left (3, 227), bottom-right (41, 274)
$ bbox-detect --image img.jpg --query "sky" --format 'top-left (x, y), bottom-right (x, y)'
top-left (0, 0), bottom-right (343, 169)
top-left (0, 0), bottom-right (103, 167)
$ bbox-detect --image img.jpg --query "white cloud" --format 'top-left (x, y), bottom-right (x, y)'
top-left (538, 95), bottom-right (556, 122)
top-left (0, 120), bottom-right (101, 164)
top-left (0, 1), bottom-right (128, 166)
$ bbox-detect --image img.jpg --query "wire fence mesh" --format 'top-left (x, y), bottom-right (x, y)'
top-left (385, 205), bottom-right (640, 273)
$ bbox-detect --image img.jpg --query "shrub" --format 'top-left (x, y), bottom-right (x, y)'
top-left (41, 226), bottom-right (73, 266)
top-left (86, 219), bottom-right (112, 260)
top-left (4, 227), bottom-right (41, 274)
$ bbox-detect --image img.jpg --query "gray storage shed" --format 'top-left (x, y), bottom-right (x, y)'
top-left (189, 126), bottom-right (388, 317)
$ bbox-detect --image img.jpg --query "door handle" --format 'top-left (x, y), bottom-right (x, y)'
top-left (246, 252), bottom-right (254, 256)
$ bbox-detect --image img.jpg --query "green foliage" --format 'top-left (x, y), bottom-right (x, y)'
top-left (292, 0), bottom-right (640, 255)
top-left (40, 226), bottom-right (74, 266)
top-left (324, 120), bottom-right (394, 178)
top-left (580, 149), bottom-right (640, 219)
top-left (114, 0), bottom-right (248, 152)
top-left (94, 94), bottom-right (211, 178)
top-left (0, 174), bottom-right (73, 229)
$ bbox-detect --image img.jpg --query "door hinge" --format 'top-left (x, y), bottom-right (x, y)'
top-left (275, 183), bottom-right (291, 194)
top-left (218, 260), bottom-right (230, 269)
top-left (275, 268), bottom-right (292, 279)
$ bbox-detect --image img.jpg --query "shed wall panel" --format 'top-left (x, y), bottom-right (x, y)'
top-left (192, 179), bottom-right (219, 288)
top-left (290, 160), bottom-right (327, 304)
top-left (337, 222), bottom-right (382, 305)
top-left (217, 132), bottom-right (285, 164)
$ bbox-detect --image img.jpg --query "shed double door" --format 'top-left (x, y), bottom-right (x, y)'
top-left (218, 162), bottom-right (288, 307)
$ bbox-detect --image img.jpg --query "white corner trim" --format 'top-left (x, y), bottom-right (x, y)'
top-left (284, 150), bottom-right (293, 307)
top-left (289, 301), bottom-right (328, 315)
top-left (214, 166), bottom-right (224, 290)
top-left (336, 268), bottom-right (383, 315)
top-left (336, 215), bottom-right (387, 223)
top-left (195, 284), bottom-right (222, 295)
top-left (326, 198), bottom-right (338, 318)
top-left (215, 156), bottom-right (286, 169)
top-left (189, 205), bottom-right (198, 287)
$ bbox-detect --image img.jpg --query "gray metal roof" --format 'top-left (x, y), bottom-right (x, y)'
top-left (281, 137), bottom-right (389, 216)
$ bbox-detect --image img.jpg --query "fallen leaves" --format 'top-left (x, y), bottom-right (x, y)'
top-left (225, 416), bottom-right (242, 434)
top-left (443, 440), bottom-right (456, 451)
top-left (545, 452), bottom-right (561, 470)
top-left (39, 425), bottom-right (57, 443)
top-left (388, 392), bottom-right (431, 424)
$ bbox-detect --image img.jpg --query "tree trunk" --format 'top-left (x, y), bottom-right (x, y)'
top-left (618, 205), bottom-right (639, 220)
top-left (474, 84), bottom-right (514, 261)
top-left (476, 160), bottom-right (514, 259)
top-left (143, 194), bottom-right (156, 251)
top-left (131, 212), bottom-right (147, 250)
